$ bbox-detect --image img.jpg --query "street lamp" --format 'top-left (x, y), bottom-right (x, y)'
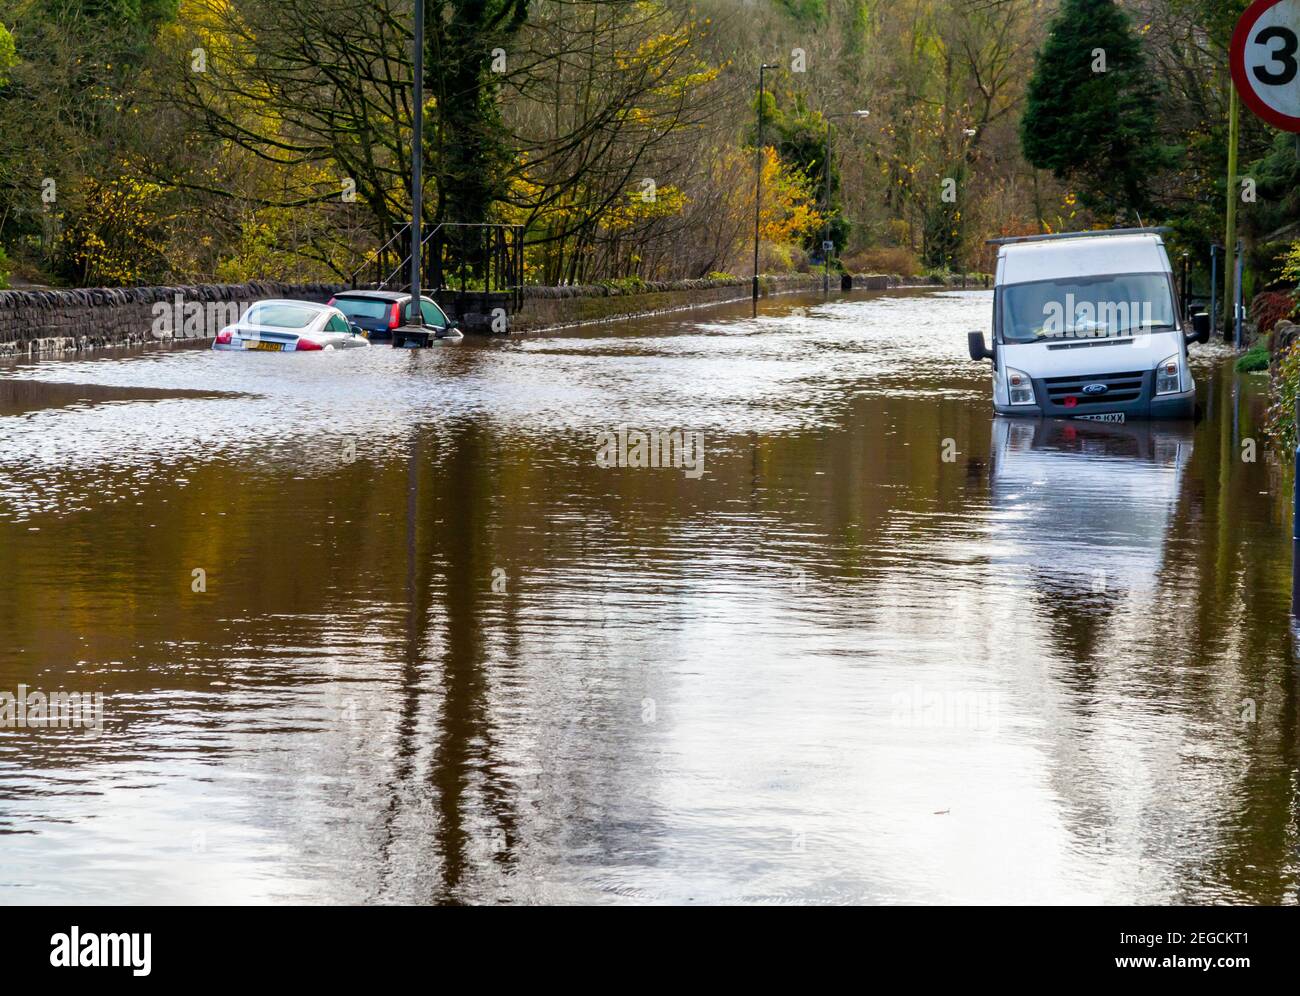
top-left (410, 0), bottom-right (424, 329)
top-left (1180, 251), bottom-right (1190, 322)
top-left (821, 109), bottom-right (870, 296)
top-left (753, 63), bottom-right (779, 317)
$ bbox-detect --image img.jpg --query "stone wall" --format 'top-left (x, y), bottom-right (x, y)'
top-left (509, 273), bottom-right (838, 332)
top-left (0, 271), bottom-right (918, 357)
top-left (1269, 319), bottom-right (1300, 377)
top-left (0, 282), bottom-right (348, 357)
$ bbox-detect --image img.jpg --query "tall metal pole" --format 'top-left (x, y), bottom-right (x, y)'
top-left (1293, 397), bottom-right (1300, 617)
top-left (1208, 244), bottom-right (1218, 338)
top-left (1223, 82), bottom-right (1240, 342)
top-left (823, 122), bottom-right (833, 297)
top-left (1180, 253), bottom-right (1189, 321)
top-left (819, 109), bottom-right (868, 298)
top-left (1234, 239), bottom-right (1245, 350)
top-left (753, 64), bottom-right (776, 318)
top-left (409, 0), bottom-right (424, 328)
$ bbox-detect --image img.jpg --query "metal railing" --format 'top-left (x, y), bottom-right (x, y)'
top-left (348, 223), bottom-right (412, 290)
top-left (350, 222), bottom-right (525, 313)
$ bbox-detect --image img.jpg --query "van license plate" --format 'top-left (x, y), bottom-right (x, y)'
top-left (1076, 412), bottom-right (1124, 423)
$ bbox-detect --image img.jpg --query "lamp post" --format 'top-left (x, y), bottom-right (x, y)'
top-left (821, 109), bottom-right (870, 296)
top-left (956, 128), bottom-right (977, 277)
top-left (409, 0), bottom-right (424, 328)
top-left (1180, 251), bottom-right (1189, 321)
top-left (1234, 238), bottom-right (1245, 350)
top-left (753, 63), bottom-right (778, 317)
top-left (1209, 244), bottom-right (1219, 338)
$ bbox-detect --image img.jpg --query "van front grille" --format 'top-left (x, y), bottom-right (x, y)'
top-left (1041, 370), bottom-right (1146, 405)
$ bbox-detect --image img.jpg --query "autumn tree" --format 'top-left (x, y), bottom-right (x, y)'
top-left (0, 0), bottom-right (181, 279)
top-left (428, 0), bottom-right (529, 229)
top-left (498, 1), bottom-right (724, 283)
top-left (1020, 0), bottom-right (1169, 219)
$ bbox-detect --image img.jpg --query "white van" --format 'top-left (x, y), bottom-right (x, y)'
top-left (967, 228), bottom-right (1209, 420)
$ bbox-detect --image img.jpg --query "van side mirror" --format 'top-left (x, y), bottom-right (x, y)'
top-left (968, 330), bottom-right (993, 361)
top-left (1189, 311), bottom-right (1210, 345)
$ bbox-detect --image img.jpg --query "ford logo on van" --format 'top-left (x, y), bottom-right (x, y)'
top-left (1081, 383), bottom-right (1108, 395)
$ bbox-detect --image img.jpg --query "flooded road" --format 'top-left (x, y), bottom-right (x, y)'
top-left (1, 288), bottom-right (1296, 905)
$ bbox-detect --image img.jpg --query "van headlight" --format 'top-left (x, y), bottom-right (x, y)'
top-left (1155, 354), bottom-right (1182, 395)
top-left (1006, 367), bottom-right (1036, 406)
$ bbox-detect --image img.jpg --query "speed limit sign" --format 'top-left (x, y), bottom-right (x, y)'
top-left (1231, 0), bottom-right (1300, 131)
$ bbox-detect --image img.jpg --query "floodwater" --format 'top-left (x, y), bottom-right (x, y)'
top-left (0, 288), bottom-right (1296, 905)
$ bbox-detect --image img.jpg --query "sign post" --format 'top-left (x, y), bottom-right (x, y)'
top-left (1227, 1), bottom-right (1300, 346)
top-left (1224, 86), bottom-right (1240, 340)
top-left (1236, 1), bottom-right (1300, 614)
top-left (1231, 0), bottom-right (1300, 133)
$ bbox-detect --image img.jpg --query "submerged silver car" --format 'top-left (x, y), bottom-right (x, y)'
top-left (212, 300), bottom-right (371, 352)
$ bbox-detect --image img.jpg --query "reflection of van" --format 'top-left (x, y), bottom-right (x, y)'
top-left (968, 228), bottom-right (1209, 420)
top-left (987, 417), bottom-right (1191, 601)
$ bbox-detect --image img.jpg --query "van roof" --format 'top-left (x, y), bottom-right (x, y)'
top-left (998, 233), bottom-right (1171, 286)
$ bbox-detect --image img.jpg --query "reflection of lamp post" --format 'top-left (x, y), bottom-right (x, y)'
top-left (753, 63), bottom-right (779, 318)
top-left (821, 109), bottom-right (870, 296)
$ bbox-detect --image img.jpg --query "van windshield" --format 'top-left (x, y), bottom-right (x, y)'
top-left (1001, 273), bottom-right (1176, 342)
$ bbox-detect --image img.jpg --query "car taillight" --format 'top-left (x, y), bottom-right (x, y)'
top-left (215, 329), bottom-right (233, 345)
top-left (327, 297), bottom-right (336, 306)
top-left (295, 338), bottom-right (323, 351)
top-left (389, 302), bottom-right (402, 329)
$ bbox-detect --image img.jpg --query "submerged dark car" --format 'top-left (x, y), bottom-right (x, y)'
top-left (328, 290), bottom-right (455, 340)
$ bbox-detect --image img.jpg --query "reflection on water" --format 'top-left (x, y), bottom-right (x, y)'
top-left (0, 290), bottom-right (1296, 905)
top-left (989, 417), bottom-right (1192, 607)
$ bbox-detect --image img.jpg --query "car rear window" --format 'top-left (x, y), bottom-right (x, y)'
top-left (244, 303), bottom-right (319, 329)
top-left (333, 297), bottom-right (391, 320)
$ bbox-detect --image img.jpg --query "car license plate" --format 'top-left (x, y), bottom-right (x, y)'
top-left (246, 340), bottom-right (283, 352)
top-left (1075, 412), bottom-right (1124, 423)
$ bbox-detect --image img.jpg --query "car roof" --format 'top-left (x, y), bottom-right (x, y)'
top-left (334, 290), bottom-right (408, 301)
top-left (999, 234), bottom-right (1171, 286)
top-left (248, 298), bottom-right (332, 311)
top-left (333, 290), bottom-right (436, 302)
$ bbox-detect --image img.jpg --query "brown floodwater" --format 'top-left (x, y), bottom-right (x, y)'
top-left (0, 288), bottom-right (1296, 905)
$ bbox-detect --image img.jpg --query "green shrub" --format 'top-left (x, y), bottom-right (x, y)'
top-left (765, 242), bottom-right (795, 273)
top-left (599, 275), bottom-right (647, 294)
top-left (0, 246), bottom-right (10, 289)
top-left (1267, 340), bottom-right (1300, 450)
top-left (841, 247), bottom-right (920, 278)
top-left (1235, 343), bottom-right (1270, 372)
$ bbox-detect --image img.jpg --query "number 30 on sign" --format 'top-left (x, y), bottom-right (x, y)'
top-left (1232, 0), bottom-right (1300, 131)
